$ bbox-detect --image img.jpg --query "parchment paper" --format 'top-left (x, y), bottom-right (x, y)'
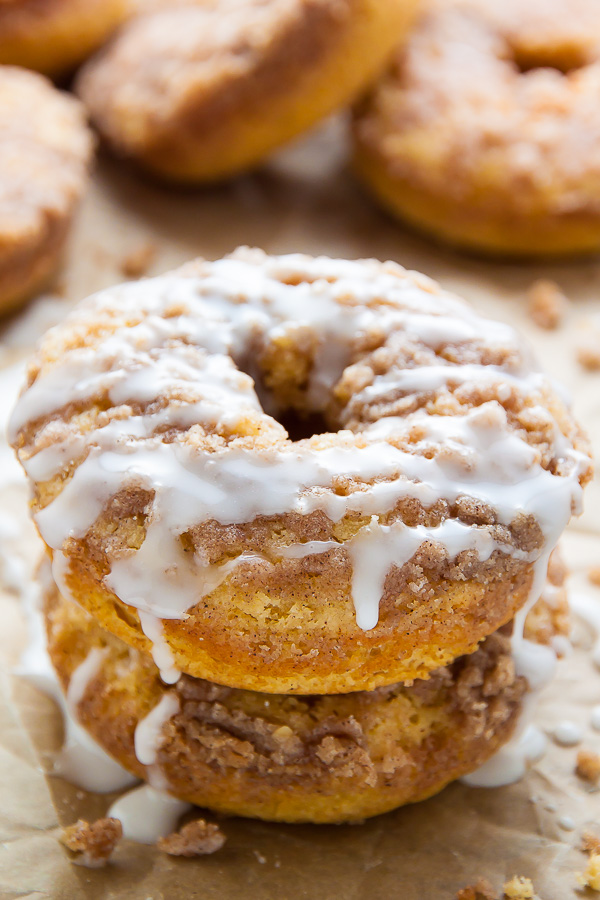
top-left (1, 118), bottom-right (600, 900)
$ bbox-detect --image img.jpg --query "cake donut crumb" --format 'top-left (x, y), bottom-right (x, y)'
top-left (502, 876), bottom-right (534, 900)
top-left (576, 748), bottom-right (600, 783)
top-left (526, 280), bottom-right (568, 330)
top-left (60, 817), bottom-right (122, 867)
top-left (578, 854), bottom-right (600, 891)
top-left (157, 819), bottom-right (226, 856)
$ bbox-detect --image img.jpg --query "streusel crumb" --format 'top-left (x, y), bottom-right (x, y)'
top-left (576, 749), bottom-right (600, 783)
top-left (157, 819), bottom-right (226, 857)
top-left (60, 818), bottom-right (122, 867)
top-left (456, 877), bottom-right (498, 899)
top-left (527, 279), bottom-right (568, 330)
top-left (582, 831), bottom-right (600, 854)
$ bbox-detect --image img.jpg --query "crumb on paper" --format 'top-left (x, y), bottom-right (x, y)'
top-left (526, 279), bottom-right (568, 330)
top-left (60, 817), bottom-right (122, 867)
top-left (578, 854), bottom-right (600, 891)
top-left (455, 877), bottom-right (498, 899)
top-left (503, 876), bottom-right (534, 899)
top-left (588, 567), bottom-right (600, 587)
top-left (582, 831), bottom-right (600, 854)
top-left (121, 241), bottom-right (158, 278)
top-left (576, 749), bottom-right (600, 783)
top-left (157, 819), bottom-right (226, 857)
top-left (576, 320), bottom-right (600, 371)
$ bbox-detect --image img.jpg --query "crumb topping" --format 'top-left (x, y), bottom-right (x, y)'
top-left (60, 817), bottom-right (122, 867)
top-left (157, 818), bottom-right (226, 856)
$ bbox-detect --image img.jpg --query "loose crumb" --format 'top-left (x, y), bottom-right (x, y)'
top-left (526, 279), bottom-right (568, 330)
top-left (582, 831), bottom-right (600, 854)
top-left (578, 854), bottom-right (600, 891)
top-left (576, 749), bottom-right (600, 783)
top-left (455, 877), bottom-right (498, 899)
top-left (503, 876), bottom-right (534, 899)
top-left (60, 818), bottom-right (122, 867)
top-left (576, 323), bottom-right (600, 371)
top-left (589, 567), bottom-right (600, 587)
top-left (157, 819), bottom-right (226, 857)
top-left (120, 241), bottom-right (157, 278)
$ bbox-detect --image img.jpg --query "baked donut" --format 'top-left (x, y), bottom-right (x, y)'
top-left (43, 576), bottom-right (567, 823)
top-left (353, 0), bottom-right (600, 257)
top-left (0, 0), bottom-right (130, 78)
top-left (75, 0), bottom-right (420, 183)
top-left (0, 66), bottom-right (93, 315)
top-left (10, 250), bottom-right (591, 693)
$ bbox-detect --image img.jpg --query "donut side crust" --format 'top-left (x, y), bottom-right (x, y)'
top-left (44, 582), bottom-right (553, 824)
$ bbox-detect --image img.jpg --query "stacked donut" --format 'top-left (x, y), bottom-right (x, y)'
top-left (10, 249), bottom-right (592, 822)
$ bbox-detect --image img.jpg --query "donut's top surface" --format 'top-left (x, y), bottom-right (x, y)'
top-left (11, 250), bottom-right (592, 637)
top-left (76, 0), bottom-right (354, 154)
top-left (354, 0), bottom-right (600, 211)
top-left (0, 67), bottom-right (93, 253)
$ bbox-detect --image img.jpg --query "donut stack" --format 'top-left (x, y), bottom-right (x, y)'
top-left (10, 250), bottom-right (591, 822)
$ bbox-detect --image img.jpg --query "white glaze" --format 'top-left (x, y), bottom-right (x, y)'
top-left (552, 720), bottom-right (583, 747)
top-left (134, 693), bottom-right (180, 767)
top-left (570, 591), bottom-right (600, 668)
top-left (138, 612), bottom-right (180, 685)
top-left (591, 706), bottom-right (600, 731)
top-left (10, 251), bottom-right (588, 637)
top-left (462, 723), bottom-right (547, 788)
top-left (108, 785), bottom-right (191, 844)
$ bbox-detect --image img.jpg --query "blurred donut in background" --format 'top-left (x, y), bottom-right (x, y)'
top-left (353, 0), bottom-right (600, 258)
top-left (0, 0), bottom-right (130, 78)
top-left (0, 67), bottom-right (93, 314)
top-left (76, 0), bottom-right (420, 183)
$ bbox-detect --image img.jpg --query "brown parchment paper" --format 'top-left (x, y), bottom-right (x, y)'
top-left (1, 118), bottom-right (600, 900)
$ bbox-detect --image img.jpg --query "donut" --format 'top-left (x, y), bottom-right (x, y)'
top-left (0, 67), bottom-right (93, 315)
top-left (75, 0), bottom-right (420, 183)
top-left (0, 0), bottom-right (130, 78)
top-left (10, 250), bottom-right (591, 694)
top-left (43, 575), bottom-right (567, 823)
top-left (352, 0), bottom-right (600, 257)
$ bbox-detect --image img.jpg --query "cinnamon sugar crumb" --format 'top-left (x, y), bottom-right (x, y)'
top-left (526, 279), bottom-right (568, 330)
top-left (578, 854), bottom-right (600, 891)
top-left (582, 831), bottom-right (600, 854)
top-left (455, 877), bottom-right (498, 899)
top-left (120, 241), bottom-right (157, 278)
top-left (157, 819), bottom-right (226, 857)
top-left (588, 567), bottom-right (600, 587)
top-left (502, 876), bottom-right (534, 899)
top-left (60, 818), bottom-right (122, 867)
top-left (576, 749), bottom-right (600, 783)
top-left (576, 321), bottom-right (600, 371)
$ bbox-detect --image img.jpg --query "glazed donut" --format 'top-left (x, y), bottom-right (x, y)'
top-left (0, 0), bottom-right (130, 78)
top-left (75, 0), bottom-right (420, 183)
top-left (0, 67), bottom-right (93, 315)
top-left (353, 0), bottom-right (600, 257)
top-left (43, 577), bottom-right (567, 823)
top-left (10, 250), bottom-right (591, 694)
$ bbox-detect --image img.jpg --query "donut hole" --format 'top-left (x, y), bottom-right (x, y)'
top-left (509, 41), bottom-right (589, 75)
top-left (276, 409), bottom-right (332, 441)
